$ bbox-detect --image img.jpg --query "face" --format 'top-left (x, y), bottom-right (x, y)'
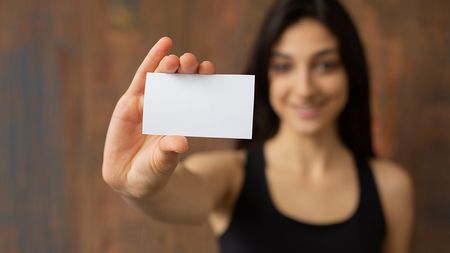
top-left (269, 18), bottom-right (348, 136)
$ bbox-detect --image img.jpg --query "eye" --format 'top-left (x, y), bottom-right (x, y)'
top-left (270, 62), bottom-right (293, 73)
top-left (313, 60), bottom-right (340, 73)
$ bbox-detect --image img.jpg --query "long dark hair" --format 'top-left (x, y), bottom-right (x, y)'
top-left (238, 0), bottom-right (374, 158)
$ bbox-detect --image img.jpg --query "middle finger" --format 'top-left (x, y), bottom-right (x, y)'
top-left (178, 53), bottom-right (199, 74)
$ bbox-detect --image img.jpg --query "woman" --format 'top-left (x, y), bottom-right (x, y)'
top-left (102, 0), bottom-right (414, 252)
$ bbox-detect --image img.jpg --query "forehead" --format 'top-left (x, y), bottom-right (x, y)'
top-left (272, 18), bottom-right (338, 56)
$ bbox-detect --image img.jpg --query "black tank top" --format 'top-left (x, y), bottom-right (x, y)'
top-left (220, 145), bottom-right (386, 253)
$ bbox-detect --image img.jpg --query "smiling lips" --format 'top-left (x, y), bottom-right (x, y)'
top-left (290, 101), bottom-right (326, 119)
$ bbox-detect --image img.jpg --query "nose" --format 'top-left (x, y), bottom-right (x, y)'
top-left (293, 68), bottom-right (316, 98)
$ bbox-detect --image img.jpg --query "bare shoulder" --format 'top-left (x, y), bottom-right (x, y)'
top-left (370, 157), bottom-right (414, 238)
top-left (370, 158), bottom-right (415, 252)
top-left (182, 148), bottom-right (246, 196)
top-left (370, 158), bottom-right (414, 199)
top-left (183, 149), bottom-right (246, 231)
top-left (183, 149), bottom-right (247, 235)
top-left (183, 149), bottom-right (246, 172)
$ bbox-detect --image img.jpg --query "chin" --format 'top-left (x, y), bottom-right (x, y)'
top-left (284, 119), bottom-right (328, 136)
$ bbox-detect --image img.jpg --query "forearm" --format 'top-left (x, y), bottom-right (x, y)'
top-left (123, 163), bottom-right (214, 224)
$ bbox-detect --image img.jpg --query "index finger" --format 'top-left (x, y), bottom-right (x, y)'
top-left (127, 36), bottom-right (173, 96)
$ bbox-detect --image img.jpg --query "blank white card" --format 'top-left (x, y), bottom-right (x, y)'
top-left (142, 73), bottom-right (255, 139)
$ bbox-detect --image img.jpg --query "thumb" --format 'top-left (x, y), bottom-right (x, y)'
top-left (153, 135), bottom-right (189, 174)
top-left (159, 135), bottom-right (189, 154)
top-left (123, 136), bottom-right (189, 197)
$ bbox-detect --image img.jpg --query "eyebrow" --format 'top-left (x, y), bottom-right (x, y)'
top-left (271, 48), bottom-right (339, 60)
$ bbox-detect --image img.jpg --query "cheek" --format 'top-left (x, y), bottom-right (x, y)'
top-left (268, 79), bottom-right (290, 114)
top-left (325, 73), bottom-right (348, 113)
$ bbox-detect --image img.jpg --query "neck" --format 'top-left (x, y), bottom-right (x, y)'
top-left (266, 122), bottom-right (350, 176)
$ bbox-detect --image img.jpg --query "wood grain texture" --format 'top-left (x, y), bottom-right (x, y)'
top-left (1, 0), bottom-right (449, 252)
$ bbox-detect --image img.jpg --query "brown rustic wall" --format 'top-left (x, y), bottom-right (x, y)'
top-left (1, 0), bottom-right (449, 252)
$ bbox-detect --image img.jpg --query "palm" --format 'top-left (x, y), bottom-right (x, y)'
top-left (103, 92), bottom-right (162, 193)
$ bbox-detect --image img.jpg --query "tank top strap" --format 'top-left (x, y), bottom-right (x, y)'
top-left (354, 156), bottom-right (387, 236)
top-left (245, 144), bottom-right (265, 179)
top-left (239, 145), bottom-right (271, 211)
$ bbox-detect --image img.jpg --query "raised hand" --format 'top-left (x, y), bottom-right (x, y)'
top-left (102, 37), bottom-right (215, 199)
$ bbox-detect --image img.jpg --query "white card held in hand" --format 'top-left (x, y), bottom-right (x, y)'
top-left (142, 73), bottom-right (255, 139)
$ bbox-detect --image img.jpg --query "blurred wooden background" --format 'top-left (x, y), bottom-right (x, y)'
top-left (1, 0), bottom-right (449, 252)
